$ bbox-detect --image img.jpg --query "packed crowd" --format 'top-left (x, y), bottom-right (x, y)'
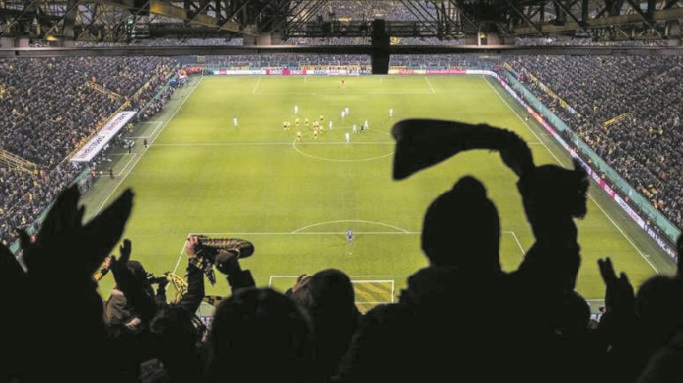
top-left (389, 54), bottom-right (495, 68)
top-left (184, 53), bottom-right (494, 70)
top-left (75, 38), bottom-right (245, 47)
top-left (514, 36), bottom-right (670, 46)
top-left (2, 130), bottom-right (682, 382)
top-left (0, 56), bottom-right (180, 246)
top-left (194, 53), bottom-right (371, 69)
top-left (504, 55), bottom-right (683, 230)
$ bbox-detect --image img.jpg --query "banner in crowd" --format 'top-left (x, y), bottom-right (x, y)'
top-left (388, 68), bottom-right (466, 75)
top-left (263, 68), bottom-right (309, 76)
top-left (212, 69), bottom-right (265, 75)
top-left (70, 111), bottom-right (136, 163)
top-left (603, 112), bottom-right (630, 128)
top-left (517, 69), bottom-right (576, 114)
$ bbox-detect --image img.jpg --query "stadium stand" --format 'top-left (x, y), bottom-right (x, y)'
top-left (0, 56), bottom-right (179, 246)
top-left (514, 36), bottom-right (669, 46)
top-left (504, 55), bottom-right (683, 231)
top-left (2, 53), bottom-right (683, 383)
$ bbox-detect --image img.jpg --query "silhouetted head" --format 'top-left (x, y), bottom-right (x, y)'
top-left (421, 176), bottom-right (500, 272)
top-left (556, 291), bottom-right (591, 337)
top-left (636, 275), bottom-right (683, 345)
top-left (125, 260), bottom-right (148, 281)
top-left (288, 269), bottom-right (355, 317)
top-left (150, 303), bottom-right (203, 348)
top-left (116, 259), bottom-right (154, 297)
top-left (206, 287), bottom-right (314, 383)
top-left (287, 269), bottom-right (358, 380)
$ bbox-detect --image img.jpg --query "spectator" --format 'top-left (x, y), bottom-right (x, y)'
top-left (205, 287), bottom-right (316, 383)
top-left (287, 269), bottom-right (362, 381)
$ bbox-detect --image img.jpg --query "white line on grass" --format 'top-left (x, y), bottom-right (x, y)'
top-left (292, 220), bottom-right (411, 233)
top-left (294, 141), bottom-right (394, 145)
top-left (484, 78), bottom-right (658, 273)
top-left (252, 76), bottom-right (261, 95)
top-left (255, 91), bottom-right (433, 96)
top-left (154, 141), bottom-right (394, 147)
top-left (174, 248), bottom-right (184, 274)
top-left (181, 230), bottom-right (524, 236)
top-left (94, 77), bottom-right (203, 216)
top-left (115, 153), bottom-right (138, 177)
top-left (424, 76), bottom-right (436, 94)
top-left (508, 230), bottom-right (525, 254)
top-left (148, 119), bottom-right (166, 137)
top-left (390, 280), bottom-right (395, 302)
top-left (185, 231), bottom-right (420, 235)
top-left (350, 280), bottom-right (396, 283)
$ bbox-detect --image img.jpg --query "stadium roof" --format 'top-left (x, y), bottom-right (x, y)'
top-left (0, 0), bottom-right (680, 46)
top-left (2, 44), bottom-right (683, 57)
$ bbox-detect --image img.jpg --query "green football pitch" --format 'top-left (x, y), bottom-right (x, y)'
top-left (83, 74), bottom-right (676, 312)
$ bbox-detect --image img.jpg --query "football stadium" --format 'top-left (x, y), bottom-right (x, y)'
top-left (81, 73), bottom-right (674, 306)
top-left (2, 0), bottom-right (683, 381)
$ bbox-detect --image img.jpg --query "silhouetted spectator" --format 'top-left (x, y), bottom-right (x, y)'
top-left (335, 176), bottom-right (516, 382)
top-left (287, 269), bottom-right (362, 381)
top-left (205, 287), bottom-right (315, 383)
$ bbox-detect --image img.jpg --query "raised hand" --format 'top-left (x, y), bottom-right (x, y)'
top-left (4, 185), bottom-right (134, 381)
top-left (185, 235), bottom-right (199, 258)
top-left (599, 257), bottom-right (635, 315)
top-left (20, 185), bottom-right (134, 282)
top-left (110, 238), bottom-right (156, 321)
top-left (110, 238), bottom-right (132, 282)
top-left (499, 130), bottom-right (534, 178)
top-left (598, 257), bottom-right (637, 349)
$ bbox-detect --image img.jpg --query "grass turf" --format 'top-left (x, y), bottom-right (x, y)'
top-left (82, 74), bottom-right (676, 310)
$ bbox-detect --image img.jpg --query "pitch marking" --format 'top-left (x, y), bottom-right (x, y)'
top-left (94, 76), bottom-right (203, 216)
top-left (425, 76), bottom-right (436, 94)
top-left (291, 128), bottom-right (394, 162)
top-left (292, 220), bottom-right (411, 234)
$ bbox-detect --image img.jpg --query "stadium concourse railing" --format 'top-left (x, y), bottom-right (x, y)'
top-left (487, 69), bottom-right (679, 261)
top-left (7, 74), bottom-right (180, 256)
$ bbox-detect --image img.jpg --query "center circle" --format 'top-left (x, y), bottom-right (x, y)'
top-left (292, 128), bottom-right (395, 162)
